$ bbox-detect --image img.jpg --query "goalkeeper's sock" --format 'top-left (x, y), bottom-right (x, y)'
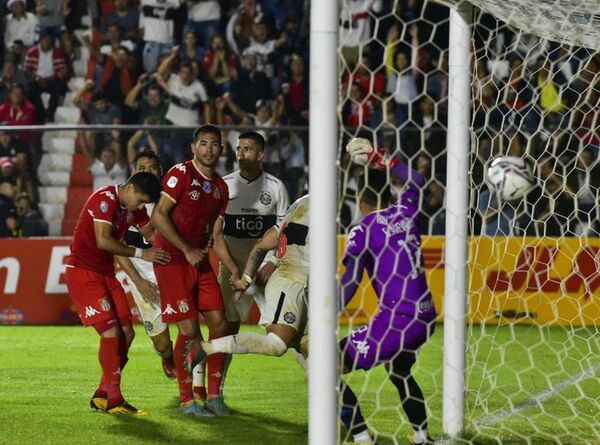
top-left (174, 334), bottom-right (195, 404)
top-left (98, 337), bottom-right (124, 408)
top-left (389, 373), bottom-right (429, 439)
top-left (202, 332), bottom-right (287, 357)
top-left (207, 334), bottom-right (225, 397)
top-left (340, 381), bottom-right (370, 437)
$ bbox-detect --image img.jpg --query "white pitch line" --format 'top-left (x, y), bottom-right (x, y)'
top-left (477, 361), bottom-right (600, 427)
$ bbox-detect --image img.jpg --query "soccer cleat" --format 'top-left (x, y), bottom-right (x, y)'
top-left (107, 401), bottom-right (149, 416)
top-left (204, 396), bottom-right (230, 416)
top-left (161, 356), bottom-right (177, 380)
top-left (185, 339), bottom-right (207, 373)
top-left (180, 400), bottom-right (215, 417)
top-left (90, 396), bottom-right (107, 412)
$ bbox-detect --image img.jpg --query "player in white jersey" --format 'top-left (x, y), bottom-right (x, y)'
top-left (198, 131), bottom-right (289, 403)
top-left (187, 194), bottom-right (310, 368)
top-left (115, 148), bottom-right (176, 379)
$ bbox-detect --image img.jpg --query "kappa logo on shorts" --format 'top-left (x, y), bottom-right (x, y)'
top-left (353, 339), bottom-right (371, 357)
top-left (177, 299), bottom-right (189, 313)
top-left (144, 321), bottom-right (154, 332)
top-left (84, 306), bottom-right (100, 318)
top-left (283, 312), bottom-right (296, 324)
top-left (162, 304), bottom-right (177, 315)
top-left (98, 297), bottom-right (111, 312)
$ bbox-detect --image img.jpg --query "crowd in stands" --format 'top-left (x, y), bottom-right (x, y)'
top-left (0, 0), bottom-right (599, 239)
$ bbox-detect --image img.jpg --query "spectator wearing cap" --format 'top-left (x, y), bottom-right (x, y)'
top-left (3, 0), bottom-right (39, 51)
top-left (226, 0), bottom-right (264, 56)
top-left (139, 0), bottom-right (181, 73)
top-left (184, 0), bottom-right (222, 49)
top-left (35, 0), bottom-right (69, 39)
top-left (0, 156), bottom-right (25, 196)
top-left (23, 29), bottom-right (68, 122)
top-left (74, 82), bottom-right (122, 154)
top-left (231, 50), bottom-right (271, 114)
top-left (100, 0), bottom-right (140, 41)
top-left (14, 192), bottom-right (48, 236)
top-left (0, 176), bottom-right (18, 237)
top-left (203, 33), bottom-right (238, 96)
top-left (0, 130), bottom-right (36, 201)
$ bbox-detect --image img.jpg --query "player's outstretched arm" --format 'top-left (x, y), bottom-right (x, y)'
top-left (211, 216), bottom-right (241, 280)
top-left (93, 220), bottom-right (170, 264)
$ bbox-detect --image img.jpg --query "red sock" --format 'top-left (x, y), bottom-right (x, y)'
top-left (174, 334), bottom-right (195, 404)
top-left (119, 334), bottom-right (131, 370)
top-left (99, 337), bottom-right (124, 408)
top-left (207, 334), bottom-right (225, 397)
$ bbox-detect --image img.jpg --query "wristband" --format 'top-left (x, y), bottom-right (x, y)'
top-left (134, 248), bottom-right (143, 259)
top-left (241, 274), bottom-right (253, 285)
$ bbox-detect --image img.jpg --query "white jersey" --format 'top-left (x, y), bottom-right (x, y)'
top-left (222, 170), bottom-right (289, 264)
top-left (273, 195), bottom-right (309, 286)
top-left (123, 203), bottom-right (155, 283)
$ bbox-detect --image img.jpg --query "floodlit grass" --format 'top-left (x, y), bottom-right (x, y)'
top-left (0, 324), bottom-right (598, 444)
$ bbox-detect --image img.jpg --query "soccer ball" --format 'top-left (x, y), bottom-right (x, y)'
top-left (486, 156), bottom-right (534, 201)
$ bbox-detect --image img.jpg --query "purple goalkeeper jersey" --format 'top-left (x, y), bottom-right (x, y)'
top-left (340, 161), bottom-right (437, 321)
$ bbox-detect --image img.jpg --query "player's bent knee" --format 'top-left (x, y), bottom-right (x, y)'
top-left (94, 318), bottom-right (120, 336)
top-left (267, 332), bottom-right (288, 357)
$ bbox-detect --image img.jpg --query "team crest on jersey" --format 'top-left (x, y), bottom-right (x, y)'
top-left (191, 179), bottom-right (201, 187)
top-left (202, 181), bottom-right (212, 193)
top-left (167, 176), bottom-right (178, 188)
top-left (98, 298), bottom-right (111, 312)
top-left (177, 299), bottom-right (189, 313)
top-left (259, 192), bottom-right (272, 205)
top-left (189, 190), bottom-right (201, 200)
top-left (283, 312), bottom-right (296, 324)
top-left (100, 201), bottom-right (109, 213)
top-left (213, 187), bottom-right (220, 199)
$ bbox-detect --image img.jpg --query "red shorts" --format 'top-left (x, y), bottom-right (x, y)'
top-left (65, 266), bottom-right (132, 327)
top-left (154, 262), bottom-right (224, 322)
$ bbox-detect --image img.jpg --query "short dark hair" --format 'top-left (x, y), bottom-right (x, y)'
top-left (134, 147), bottom-right (160, 167)
top-left (238, 131), bottom-right (265, 150)
top-left (358, 169), bottom-right (392, 209)
top-left (193, 124), bottom-right (222, 143)
top-left (127, 171), bottom-right (162, 203)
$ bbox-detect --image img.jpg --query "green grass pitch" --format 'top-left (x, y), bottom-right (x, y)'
top-left (0, 324), bottom-right (597, 444)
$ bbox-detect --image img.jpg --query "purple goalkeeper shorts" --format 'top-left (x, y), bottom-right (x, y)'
top-left (342, 311), bottom-right (435, 371)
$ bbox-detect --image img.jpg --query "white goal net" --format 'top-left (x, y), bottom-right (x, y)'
top-left (337, 0), bottom-right (600, 443)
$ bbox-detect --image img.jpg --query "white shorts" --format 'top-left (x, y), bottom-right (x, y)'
top-left (259, 273), bottom-right (307, 333)
top-left (130, 281), bottom-right (168, 337)
top-left (219, 265), bottom-right (265, 322)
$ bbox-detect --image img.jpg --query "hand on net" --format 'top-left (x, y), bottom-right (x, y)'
top-left (346, 138), bottom-right (387, 169)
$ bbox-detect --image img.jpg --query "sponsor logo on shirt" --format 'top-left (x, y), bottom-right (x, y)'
top-left (259, 192), bottom-right (272, 205)
top-left (84, 306), bottom-right (100, 318)
top-left (189, 190), bottom-right (201, 201)
top-left (202, 181), bottom-right (211, 193)
top-left (177, 299), bottom-right (189, 313)
top-left (167, 176), bottom-right (178, 188)
top-left (100, 201), bottom-right (109, 213)
top-left (98, 297), bottom-right (111, 312)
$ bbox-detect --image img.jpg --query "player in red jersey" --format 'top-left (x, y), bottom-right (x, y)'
top-left (152, 124), bottom-right (242, 417)
top-left (65, 171), bottom-right (170, 415)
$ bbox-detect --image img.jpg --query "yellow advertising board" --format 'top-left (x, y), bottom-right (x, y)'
top-left (340, 236), bottom-right (600, 327)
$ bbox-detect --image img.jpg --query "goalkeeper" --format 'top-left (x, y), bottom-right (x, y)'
top-left (339, 138), bottom-right (437, 445)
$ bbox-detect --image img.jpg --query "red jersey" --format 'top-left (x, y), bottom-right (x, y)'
top-left (67, 185), bottom-right (150, 276)
top-left (154, 161), bottom-right (229, 264)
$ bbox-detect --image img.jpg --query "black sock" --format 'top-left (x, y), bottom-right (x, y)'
top-left (340, 381), bottom-right (368, 436)
top-left (389, 373), bottom-right (428, 433)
